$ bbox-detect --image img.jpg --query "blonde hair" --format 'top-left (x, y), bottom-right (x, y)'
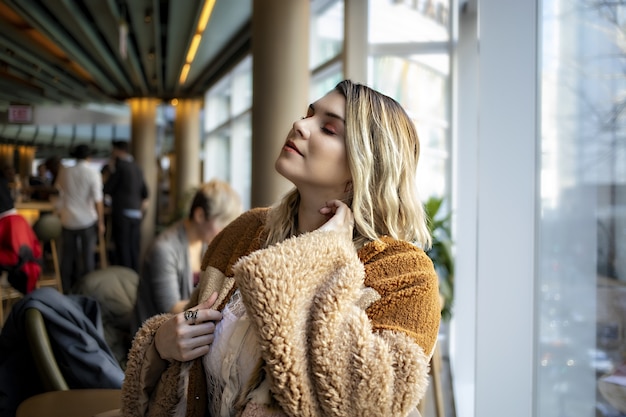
top-left (189, 179), bottom-right (243, 228)
top-left (265, 80), bottom-right (431, 250)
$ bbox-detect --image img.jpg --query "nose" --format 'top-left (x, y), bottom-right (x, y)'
top-left (293, 117), bottom-right (309, 139)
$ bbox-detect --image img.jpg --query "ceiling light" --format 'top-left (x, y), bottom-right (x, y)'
top-left (179, 0), bottom-right (216, 85)
top-left (179, 63), bottom-right (190, 85)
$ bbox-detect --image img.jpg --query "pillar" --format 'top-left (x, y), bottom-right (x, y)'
top-left (0, 144), bottom-right (14, 171)
top-left (18, 146), bottom-right (35, 179)
top-left (251, 0), bottom-right (310, 207)
top-left (344, 0), bottom-right (368, 83)
top-left (173, 99), bottom-right (202, 213)
top-left (128, 97), bottom-right (159, 257)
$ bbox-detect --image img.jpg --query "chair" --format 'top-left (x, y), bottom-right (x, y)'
top-left (24, 308), bottom-right (69, 391)
top-left (75, 266), bottom-right (139, 369)
top-left (18, 308), bottom-right (121, 417)
top-left (0, 271), bottom-right (23, 326)
top-left (31, 214), bottom-right (63, 292)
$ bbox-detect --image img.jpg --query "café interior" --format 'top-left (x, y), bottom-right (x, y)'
top-left (3, 1), bottom-right (626, 417)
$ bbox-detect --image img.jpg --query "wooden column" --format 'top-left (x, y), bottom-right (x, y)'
top-left (173, 98), bottom-right (202, 214)
top-left (128, 97), bottom-right (159, 257)
top-left (251, 0), bottom-right (310, 207)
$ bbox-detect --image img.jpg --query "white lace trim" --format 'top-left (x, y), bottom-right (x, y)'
top-left (204, 289), bottom-right (261, 417)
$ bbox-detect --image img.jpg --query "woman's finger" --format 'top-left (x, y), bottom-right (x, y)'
top-left (318, 199), bottom-right (354, 234)
top-left (155, 292), bottom-right (223, 361)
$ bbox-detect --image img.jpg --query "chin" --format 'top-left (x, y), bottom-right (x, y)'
top-left (274, 158), bottom-right (289, 179)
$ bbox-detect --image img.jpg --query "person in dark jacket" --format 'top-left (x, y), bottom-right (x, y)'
top-left (103, 140), bottom-right (148, 272)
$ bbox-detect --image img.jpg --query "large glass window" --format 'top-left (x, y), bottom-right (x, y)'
top-left (369, 0), bottom-right (451, 200)
top-left (310, 0), bottom-right (344, 100)
top-left (310, 0), bottom-right (344, 70)
top-left (370, 0), bottom-right (450, 43)
top-left (539, 1), bottom-right (626, 415)
top-left (203, 56), bottom-right (252, 209)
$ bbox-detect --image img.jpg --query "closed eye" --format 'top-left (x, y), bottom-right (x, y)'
top-left (322, 126), bottom-right (336, 135)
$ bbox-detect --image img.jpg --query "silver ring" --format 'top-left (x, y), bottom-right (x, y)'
top-left (184, 309), bottom-right (198, 323)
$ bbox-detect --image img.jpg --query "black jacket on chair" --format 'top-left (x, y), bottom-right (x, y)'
top-left (0, 287), bottom-right (124, 417)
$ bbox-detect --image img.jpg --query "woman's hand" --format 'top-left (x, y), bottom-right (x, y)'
top-left (154, 292), bottom-right (223, 362)
top-left (318, 199), bottom-right (354, 239)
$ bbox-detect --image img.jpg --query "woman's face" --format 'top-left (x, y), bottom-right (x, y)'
top-left (275, 91), bottom-right (351, 196)
top-left (192, 207), bottom-right (223, 245)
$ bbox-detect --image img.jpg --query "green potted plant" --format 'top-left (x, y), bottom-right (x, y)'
top-left (424, 196), bottom-right (454, 321)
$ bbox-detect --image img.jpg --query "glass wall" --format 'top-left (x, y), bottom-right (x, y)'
top-left (310, 0), bottom-right (344, 101)
top-left (203, 0), bottom-right (452, 211)
top-left (538, 0), bottom-right (626, 415)
top-left (310, 0), bottom-right (344, 71)
top-left (369, 0), bottom-right (451, 200)
top-left (204, 57), bottom-right (253, 210)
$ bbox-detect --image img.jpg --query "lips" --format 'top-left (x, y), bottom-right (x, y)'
top-left (284, 140), bottom-right (303, 156)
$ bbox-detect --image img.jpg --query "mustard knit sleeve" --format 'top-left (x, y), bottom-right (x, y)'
top-left (361, 237), bottom-right (441, 358)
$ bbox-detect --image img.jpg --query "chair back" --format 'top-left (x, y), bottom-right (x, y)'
top-left (24, 308), bottom-right (69, 391)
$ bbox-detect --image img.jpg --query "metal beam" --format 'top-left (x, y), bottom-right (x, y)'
top-left (60, 0), bottom-right (134, 94)
top-left (7, 0), bottom-right (119, 94)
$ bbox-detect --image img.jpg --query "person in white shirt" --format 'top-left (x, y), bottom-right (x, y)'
top-left (55, 144), bottom-right (105, 293)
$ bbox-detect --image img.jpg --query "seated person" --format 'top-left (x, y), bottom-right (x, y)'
top-left (0, 172), bottom-right (41, 294)
top-left (28, 163), bottom-right (52, 201)
top-left (131, 179), bottom-right (242, 335)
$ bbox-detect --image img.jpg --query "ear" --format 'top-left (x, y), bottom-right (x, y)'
top-left (192, 206), bottom-right (206, 223)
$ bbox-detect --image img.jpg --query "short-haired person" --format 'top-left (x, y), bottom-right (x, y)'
top-left (55, 144), bottom-right (105, 293)
top-left (122, 80), bottom-right (440, 417)
top-left (131, 180), bottom-right (243, 335)
top-left (103, 140), bottom-right (149, 272)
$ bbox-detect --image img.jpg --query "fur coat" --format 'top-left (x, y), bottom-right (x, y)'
top-left (121, 208), bottom-right (440, 417)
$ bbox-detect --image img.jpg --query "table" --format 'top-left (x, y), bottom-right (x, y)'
top-left (14, 201), bottom-right (55, 225)
top-left (16, 389), bottom-right (121, 417)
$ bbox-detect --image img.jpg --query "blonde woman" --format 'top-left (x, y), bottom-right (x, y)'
top-left (122, 80), bottom-right (440, 417)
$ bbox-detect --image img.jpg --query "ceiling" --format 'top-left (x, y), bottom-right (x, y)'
top-left (0, 0), bottom-right (251, 157)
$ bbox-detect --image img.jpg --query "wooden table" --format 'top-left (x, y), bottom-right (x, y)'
top-left (14, 201), bottom-right (55, 225)
top-left (16, 389), bottom-right (121, 417)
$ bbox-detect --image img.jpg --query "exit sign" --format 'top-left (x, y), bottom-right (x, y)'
top-left (8, 105), bottom-right (33, 123)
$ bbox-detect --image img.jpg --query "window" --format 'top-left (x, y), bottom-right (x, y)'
top-left (203, 56), bottom-right (252, 209)
top-left (539, 1), bottom-right (626, 415)
top-left (369, 0), bottom-right (452, 200)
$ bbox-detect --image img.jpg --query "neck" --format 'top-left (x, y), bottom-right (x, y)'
top-left (296, 192), bottom-right (339, 234)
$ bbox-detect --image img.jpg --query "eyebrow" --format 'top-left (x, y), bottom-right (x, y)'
top-left (309, 104), bottom-right (345, 123)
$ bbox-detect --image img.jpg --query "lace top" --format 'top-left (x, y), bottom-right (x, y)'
top-left (204, 289), bottom-right (261, 417)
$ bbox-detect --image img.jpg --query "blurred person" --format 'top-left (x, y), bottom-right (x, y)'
top-left (32, 163), bottom-right (50, 184)
top-left (54, 144), bottom-right (105, 293)
top-left (121, 80), bottom-right (440, 417)
top-left (0, 170), bottom-right (41, 294)
top-left (131, 179), bottom-right (243, 335)
top-left (44, 156), bottom-right (62, 185)
top-left (103, 140), bottom-right (148, 272)
top-left (28, 163), bottom-right (52, 201)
